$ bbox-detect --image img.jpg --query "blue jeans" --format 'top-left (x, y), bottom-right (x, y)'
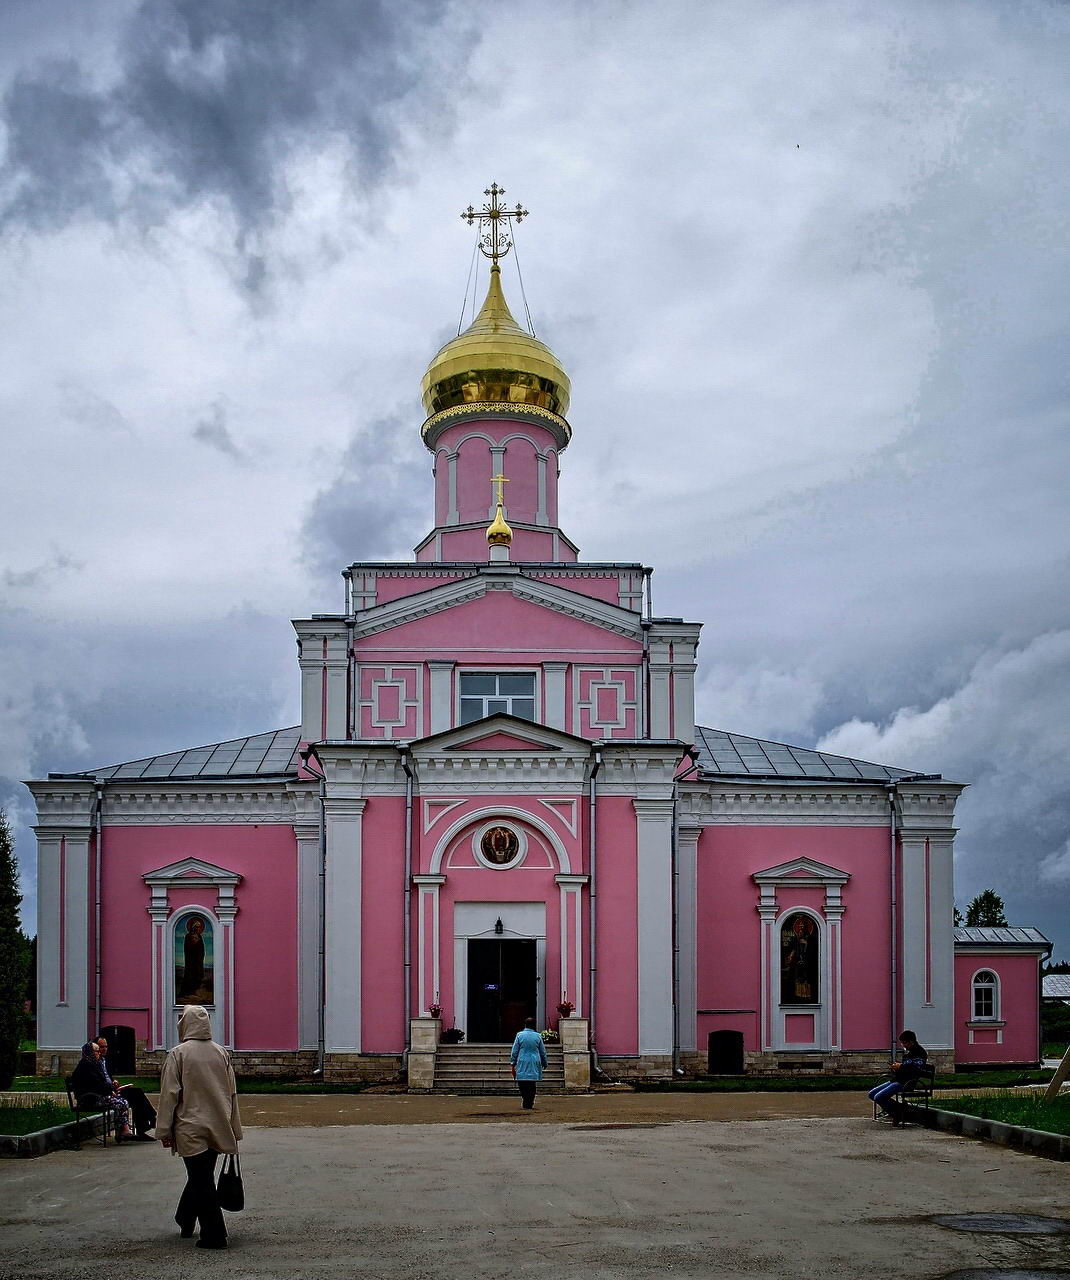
top-left (868, 1080), bottom-right (902, 1117)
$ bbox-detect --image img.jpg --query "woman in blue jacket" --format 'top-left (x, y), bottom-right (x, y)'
top-left (510, 1017), bottom-right (548, 1110)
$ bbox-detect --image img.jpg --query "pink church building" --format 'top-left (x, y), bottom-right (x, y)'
top-left (27, 195), bottom-right (1049, 1084)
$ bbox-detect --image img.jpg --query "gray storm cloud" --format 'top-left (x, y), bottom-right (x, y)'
top-left (1, 0), bottom-right (468, 242)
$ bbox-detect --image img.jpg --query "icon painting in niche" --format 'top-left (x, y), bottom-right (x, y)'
top-left (480, 825), bottom-right (520, 865)
top-left (175, 912), bottom-right (214, 1004)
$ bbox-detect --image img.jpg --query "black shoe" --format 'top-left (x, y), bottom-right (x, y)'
top-left (133, 1132), bottom-right (155, 1142)
top-left (196, 1239), bottom-right (227, 1249)
top-left (176, 1215), bottom-right (195, 1238)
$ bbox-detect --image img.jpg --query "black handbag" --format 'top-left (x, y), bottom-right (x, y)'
top-left (216, 1152), bottom-right (244, 1212)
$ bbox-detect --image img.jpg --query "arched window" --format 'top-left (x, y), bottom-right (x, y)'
top-left (972, 969), bottom-right (998, 1020)
top-left (780, 913), bottom-right (820, 1005)
top-left (174, 911), bottom-right (214, 1006)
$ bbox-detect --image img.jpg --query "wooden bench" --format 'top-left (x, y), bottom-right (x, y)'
top-left (64, 1077), bottom-right (116, 1149)
top-left (872, 1064), bottom-right (936, 1122)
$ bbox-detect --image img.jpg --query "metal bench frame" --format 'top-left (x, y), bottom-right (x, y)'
top-left (64, 1077), bottom-right (116, 1149)
top-left (872, 1064), bottom-right (936, 1122)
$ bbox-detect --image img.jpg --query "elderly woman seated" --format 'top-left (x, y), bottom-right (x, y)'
top-left (70, 1042), bottom-right (134, 1141)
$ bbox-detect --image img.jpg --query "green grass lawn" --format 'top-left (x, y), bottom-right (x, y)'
top-left (632, 1068), bottom-right (1054, 1093)
top-left (11, 1075), bottom-right (366, 1096)
top-left (939, 1090), bottom-right (1070, 1137)
top-left (1042, 1042), bottom-right (1068, 1059)
top-left (0, 1099), bottom-right (71, 1136)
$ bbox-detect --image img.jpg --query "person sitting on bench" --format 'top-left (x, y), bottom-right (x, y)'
top-left (70, 1042), bottom-right (132, 1140)
top-left (868, 1030), bottom-right (928, 1127)
top-left (95, 1035), bottom-right (156, 1140)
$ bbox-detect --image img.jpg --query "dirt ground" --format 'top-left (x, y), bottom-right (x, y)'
top-left (2, 1096), bottom-right (1069, 1280)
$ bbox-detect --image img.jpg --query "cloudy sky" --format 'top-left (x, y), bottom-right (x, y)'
top-left (2, 0), bottom-right (1068, 956)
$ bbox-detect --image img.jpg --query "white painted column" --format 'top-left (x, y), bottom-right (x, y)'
top-left (647, 639), bottom-right (672, 739)
top-left (898, 832), bottom-right (953, 1049)
top-left (488, 445), bottom-right (505, 519)
top-left (676, 826), bottom-right (701, 1053)
top-left (927, 834), bottom-right (956, 1046)
top-left (412, 875), bottom-right (446, 1015)
top-left (299, 648), bottom-right (324, 741)
top-left (757, 887), bottom-right (777, 1051)
top-left (446, 452), bottom-right (459, 525)
top-left (324, 634), bottom-right (349, 740)
top-left (824, 887), bottom-right (844, 1052)
top-left (555, 874), bottom-right (589, 1014)
top-left (294, 820), bottom-right (322, 1050)
top-left (36, 829), bottom-right (91, 1051)
top-left (671, 653), bottom-right (698, 745)
top-left (428, 661), bottom-right (454, 734)
top-left (633, 798), bottom-right (675, 1055)
top-left (543, 662), bottom-right (567, 730)
top-left (217, 891), bottom-right (238, 1050)
top-left (324, 797), bottom-right (366, 1052)
top-left (536, 453), bottom-right (548, 525)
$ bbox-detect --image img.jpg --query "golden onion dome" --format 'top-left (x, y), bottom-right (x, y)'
top-left (421, 266), bottom-right (571, 422)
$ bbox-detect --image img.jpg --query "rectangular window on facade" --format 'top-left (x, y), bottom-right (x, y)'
top-left (459, 672), bottom-right (536, 724)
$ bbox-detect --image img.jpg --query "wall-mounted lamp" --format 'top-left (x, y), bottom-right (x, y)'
top-left (494, 917), bottom-right (504, 935)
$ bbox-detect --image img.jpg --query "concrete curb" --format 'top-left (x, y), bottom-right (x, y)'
top-left (917, 1105), bottom-right (1070, 1161)
top-left (0, 1113), bottom-right (107, 1158)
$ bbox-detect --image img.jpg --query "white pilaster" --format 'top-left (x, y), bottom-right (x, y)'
top-left (895, 782), bottom-right (962, 1052)
top-left (446, 451), bottom-right (459, 525)
top-left (676, 826), bottom-right (700, 1053)
top-left (543, 662), bottom-right (568, 730)
top-left (36, 821), bottom-right (91, 1050)
top-left (324, 797), bottom-right (366, 1052)
top-left (647, 638), bottom-right (673, 739)
top-left (294, 820), bottom-right (321, 1049)
top-left (633, 798), bottom-right (674, 1054)
top-left (555, 874), bottom-right (589, 1014)
top-left (428, 661), bottom-right (454, 734)
top-left (412, 875), bottom-right (446, 1015)
top-left (536, 453), bottom-right (548, 525)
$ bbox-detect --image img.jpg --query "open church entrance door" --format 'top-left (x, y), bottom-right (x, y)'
top-left (467, 939), bottom-right (537, 1043)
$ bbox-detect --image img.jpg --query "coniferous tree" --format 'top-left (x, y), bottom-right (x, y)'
top-left (0, 809), bottom-right (29, 1089)
top-left (964, 888), bottom-right (1008, 928)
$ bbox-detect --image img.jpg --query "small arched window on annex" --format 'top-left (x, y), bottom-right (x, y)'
top-left (778, 909), bottom-right (823, 1007)
top-left (971, 968), bottom-right (999, 1021)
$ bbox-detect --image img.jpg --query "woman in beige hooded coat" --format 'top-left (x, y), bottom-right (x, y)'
top-left (156, 1005), bottom-right (242, 1249)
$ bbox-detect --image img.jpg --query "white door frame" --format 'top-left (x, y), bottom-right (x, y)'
top-left (452, 902), bottom-right (546, 1038)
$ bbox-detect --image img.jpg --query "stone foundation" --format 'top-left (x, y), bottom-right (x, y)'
top-left (679, 1048), bottom-right (956, 1077)
top-left (596, 1054), bottom-right (673, 1081)
top-left (37, 1050), bottom-right (82, 1078)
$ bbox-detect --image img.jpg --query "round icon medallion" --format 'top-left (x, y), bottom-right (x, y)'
top-left (480, 825), bottom-right (521, 866)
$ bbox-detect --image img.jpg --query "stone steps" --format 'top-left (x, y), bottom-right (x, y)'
top-left (432, 1043), bottom-right (566, 1095)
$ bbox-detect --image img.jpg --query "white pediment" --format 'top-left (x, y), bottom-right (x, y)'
top-left (143, 857), bottom-right (242, 888)
top-left (353, 569), bottom-right (643, 641)
top-left (413, 713), bottom-right (589, 756)
top-left (752, 856), bottom-right (850, 887)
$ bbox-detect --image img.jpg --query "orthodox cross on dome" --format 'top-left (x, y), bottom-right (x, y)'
top-left (461, 182), bottom-right (528, 268)
top-left (486, 472), bottom-right (512, 548)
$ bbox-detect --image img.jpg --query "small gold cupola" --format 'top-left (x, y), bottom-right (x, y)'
top-left (486, 501), bottom-right (513, 547)
top-left (421, 184), bottom-right (571, 444)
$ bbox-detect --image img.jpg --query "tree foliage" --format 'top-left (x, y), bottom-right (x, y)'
top-left (0, 809), bottom-right (30, 1090)
top-left (964, 888), bottom-right (1008, 927)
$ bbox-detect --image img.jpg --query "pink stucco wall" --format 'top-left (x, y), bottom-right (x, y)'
top-left (695, 826), bottom-right (892, 1054)
top-left (356, 592), bottom-right (641, 660)
top-left (954, 951), bottom-right (1042, 1064)
top-left (593, 796), bottom-right (639, 1055)
top-left (99, 824), bottom-right (299, 1050)
top-left (361, 796), bottom-right (407, 1053)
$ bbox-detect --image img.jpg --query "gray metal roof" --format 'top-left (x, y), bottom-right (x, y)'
top-left (1042, 974), bottom-right (1070, 999)
top-left (693, 725), bottom-right (918, 782)
top-left (50, 726), bottom-right (302, 782)
top-left (954, 926), bottom-right (1052, 948)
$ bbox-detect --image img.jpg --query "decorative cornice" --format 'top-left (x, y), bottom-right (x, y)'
top-left (679, 782), bottom-right (894, 826)
top-left (33, 780), bottom-right (295, 826)
top-left (421, 402), bottom-right (571, 451)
